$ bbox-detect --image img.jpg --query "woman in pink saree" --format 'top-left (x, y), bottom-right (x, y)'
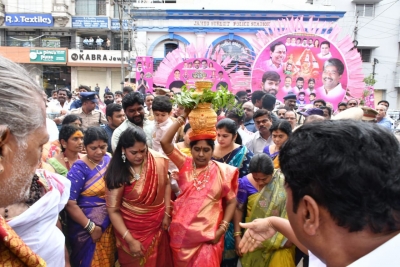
top-left (161, 109), bottom-right (239, 267)
top-left (105, 127), bottom-right (173, 267)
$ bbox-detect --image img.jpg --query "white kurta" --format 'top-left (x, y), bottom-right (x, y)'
top-left (8, 170), bottom-right (71, 266)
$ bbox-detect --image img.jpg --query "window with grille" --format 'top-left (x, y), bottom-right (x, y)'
top-left (355, 4), bottom-right (374, 17)
top-left (76, 0), bottom-right (106, 16)
top-left (359, 49), bottom-right (372, 62)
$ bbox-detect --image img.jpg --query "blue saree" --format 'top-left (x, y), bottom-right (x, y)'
top-left (66, 154), bottom-right (115, 267)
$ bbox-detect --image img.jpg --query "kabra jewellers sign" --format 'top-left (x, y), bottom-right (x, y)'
top-left (70, 53), bottom-right (128, 62)
top-left (68, 50), bottom-right (130, 65)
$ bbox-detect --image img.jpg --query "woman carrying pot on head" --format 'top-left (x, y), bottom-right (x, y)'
top-left (105, 127), bottom-right (173, 267)
top-left (161, 108), bottom-right (239, 267)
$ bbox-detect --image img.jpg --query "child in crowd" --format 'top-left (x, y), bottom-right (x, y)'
top-left (152, 96), bottom-right (181, 196)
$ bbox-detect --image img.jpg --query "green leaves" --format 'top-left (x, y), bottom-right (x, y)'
top-left (172, 85), bottom-right (242, 115)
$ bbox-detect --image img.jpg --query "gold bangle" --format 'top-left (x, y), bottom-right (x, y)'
top-left (122, 230), bottom-right (129, 240)
top-left (233, 232), bottom-right (242, 237)
top-left (164, 212), bottom-right (171, 217)
top-left (219, 224), bottom-right (228, 232)
top-left (221, 220), bottom-right (229, 225)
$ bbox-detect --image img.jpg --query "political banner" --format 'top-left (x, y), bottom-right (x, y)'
top-left (251, 33), bottom-right (348, 109)
top-left (136, 56), bottom-right (153, 94)
top-left (166, 58), bottom-right (232, 92)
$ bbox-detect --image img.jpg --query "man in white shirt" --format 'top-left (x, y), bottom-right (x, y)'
top-left (239, 120), bottom-right (400, 267)
top-left (46, 88), bottom-right (71, 115)
top-left (377, 100), bottom-right (395, 130)
top-left (245, 109), bottom-right (273, 154)
top-left (317, 41), bottom-right (332, 59)
top-left (316, 58), bottom-right (346, 109)
top-left (260, 41), bottom-right (287, 71)
top-left (112, 92), bottom-right (154, 151)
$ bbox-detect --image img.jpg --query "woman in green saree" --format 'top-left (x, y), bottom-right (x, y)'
top-left (234, 153), bottom-right (295, 267)
top-left (47, 125), bottom-right (84, 176)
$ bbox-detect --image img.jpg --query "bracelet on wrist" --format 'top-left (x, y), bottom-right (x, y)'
top-left (122, 230), bottom-right (129, 240)
top-left (218, 224), bottom-right (228, 232)
top-left (233, 232), bottom-right (242, 237)
top-left (86, 221), bottom-right (96, 234)
top-left (164, 211), bottom-right (171, 217)
top-left (84, 219), bottom-right (91, 229)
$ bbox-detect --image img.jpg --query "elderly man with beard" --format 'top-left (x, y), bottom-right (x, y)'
top-left (111, 91), bottom-right (155, 151)
top-left (0, 55), bottom-right (71, 266)
top-left (245, 109), bottom-right (273, 154)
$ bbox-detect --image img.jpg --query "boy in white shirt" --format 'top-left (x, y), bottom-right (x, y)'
top-left (152, 96), bottom-right (180, 195)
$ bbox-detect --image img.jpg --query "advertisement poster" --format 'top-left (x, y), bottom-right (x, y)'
top-left (166, 58), bottom-right (232, 92)
top-left (251, 34), bottom-right (348, 109)
top-left (136, 56), bottom-right (153, 94)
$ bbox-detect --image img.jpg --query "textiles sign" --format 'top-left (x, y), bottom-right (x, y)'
top-left (29, 49), bottom-right (66, 63)
top-left (5, 13), bottom-right (53, 27)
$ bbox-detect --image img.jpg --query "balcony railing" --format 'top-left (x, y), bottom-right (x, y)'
top-left (0, 40), bottom-right (127, 51)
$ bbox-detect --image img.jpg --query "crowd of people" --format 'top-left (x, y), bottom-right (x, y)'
top-left (1, 53), bottom-right (400, 267)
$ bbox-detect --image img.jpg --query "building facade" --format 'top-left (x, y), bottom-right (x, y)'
top-left (0, 0), bottom-right (398, 109)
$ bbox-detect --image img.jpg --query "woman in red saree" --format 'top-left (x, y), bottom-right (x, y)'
top-left (105, 127), bottom-right (173, 267)
top-left (161, 109), bottom-right (239, 267)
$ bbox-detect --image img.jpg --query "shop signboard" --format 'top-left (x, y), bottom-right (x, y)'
top-left (71, 17), bottom-right (109, 29)
top-left (5, 13), bottom-right (53, 27)
top-left (29, 49), bottom-right (67, 63)
top-left (67, 49), bottom-right (130, 66)
top-left (111, 19), bottom-right (130, 31)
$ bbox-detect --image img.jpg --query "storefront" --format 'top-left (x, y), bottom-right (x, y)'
top-left (67, 49), bottom-right (130, 94)
top-left (0, 47), bottom-right (68, 96)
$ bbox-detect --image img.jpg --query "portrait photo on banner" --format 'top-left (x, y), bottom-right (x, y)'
top-left (166, 58), bottom-right (232, 93)
top-left (136, 56), bottom-right (154, 94)
top-left (251, 33), bottom-right (349, 109)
